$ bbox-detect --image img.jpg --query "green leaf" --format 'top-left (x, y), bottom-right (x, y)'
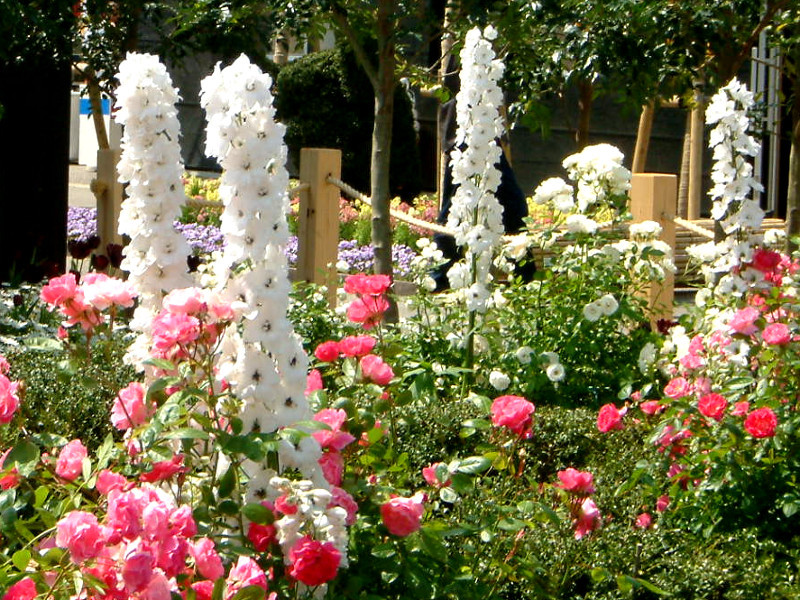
top-left (456, 456), bottom-right (491, 474)
top-left (590, 567), bottom-right (611, 583)
top-left (6, 440), bottom-right (39, 469)
top-left (164, 428), bottom-right (210, 441)
top-left (217, 465), bottom-right (236, 499)
top-left (230, 585), bottom-right (267, 600)
top-left (439, 487), bottom-right (459, 503)
top-left (23, 337), bottom-right (63, 351)
top-left (143, 357), bottom-right (177, 371)
top-left (242, 503), bottom-right (274, 524)
top-left (12, 548), bottom-right (31, 571)
top-left (634, 576), bottom-right (670, 595)
top-left (211, 578), bottom-right (225, 600)
top-left (371, 543), bottom-right (397, 558)
top-left (469, 394), bottom-right (492, 412)
top-left (461, 418), bottom-right (491, 430)
top-left (419, 526), bottom-right (448, 562)
top-left (616, 574), bottom-right (635, 593)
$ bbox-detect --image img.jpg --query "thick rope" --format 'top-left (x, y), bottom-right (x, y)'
top-left (673, 216), bottom-right (715, 240)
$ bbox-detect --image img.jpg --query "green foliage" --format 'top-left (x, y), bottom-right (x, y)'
top-left (276, 44), bottom-right (422, 202)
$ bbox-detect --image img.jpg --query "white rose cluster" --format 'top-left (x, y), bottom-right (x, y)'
top-left (114, 52), bottom-right (195, 369)
top-left (561, 143), bottom-right (631, 213)
top-left (446, 25), bottom-right (506, 313)
top-left (200, 55), bottom-right (318, 482)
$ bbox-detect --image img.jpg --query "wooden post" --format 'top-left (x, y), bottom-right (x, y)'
top-left (630, 173), bottom-right (677, 324)
top-left (92, 147), bottom-right (124, 251)
top-left (297, 148), bottom-right (342, 306)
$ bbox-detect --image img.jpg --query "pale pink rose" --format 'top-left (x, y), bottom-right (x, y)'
top-left (40, 273), bottom-right (79, 307)
top-left (111, 382), bottom-right (153, 430)
top-left (744, 407), bottom-right (778, 438)
top-left (762, 323), bottom-right (791, 345)
top-left (2, 577), bottom-right (37, 600)
top-left (0, 374), bottom-right (20, 424)
top-left (56, 510), bottom-right (105, 563)
top-left (679, 353), bottom-right (704, 369)
top-left (56, 439), bottom-right (87, 481)
top-left (728, 306), bottom-right (760, 336)
top-left (663, 377), bottom-right (691, 399)
top-left (731, 401), bottom-right (750, 416)
top-left (142, 571), bottom-right (172, 600)
top-left (288, 536), bottom-right (341, 586)
top-left (96, 469), bottom-right (129, 495)
top-left (162, 287), bottom-right (207, 315)
top-left (329, 486), bottom-right (358, 525)
top-left (381, 493), bottom-right (425, 536)
top-left (319, 451), bottom-right (344, 486)
top-left (82, 273), bottom-right (137, 310)
top-left (313, 409), bottom-right (355, 451)
top-left (557, 468), bottom-right (595, 496)
top-left (634, 512), bottom-right (652, 529)
top-left (122, 548), bottom-right (155, 592)
top-left (225, 556), bottom-right (268, 600)
top-left (640, 400), bottom-right (664, 416)
top-left (596, 403), bottom-right (624, 433)
top-left (574, 498), bottom-right (601, 539)
top-left (190, 537), bottom-right (224, 581)
top-left (422, 462), bottom-right (451, 488)
top-left (338, 335), bottom-right (377, 357)
top-left (693, 377), bottom-right (712, 396)
top-left (697, 393), bottom-right (727, 421)
top-left (360, 354), bottom-right (394, 386)
top-left (151, 312), bottom-right (200, 354)
top-left (491, 395), bottom-right (535, 439)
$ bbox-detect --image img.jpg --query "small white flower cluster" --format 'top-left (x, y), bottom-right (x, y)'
top-left (270, 477), bottom-right (350, 567)
top-left (114, 52), bottom-right (195, 369)
top-left (582, 293), bottom-right (619, 322)
top-left (628, 220), bottom-right (662, 241)
top-left (199, 55), bottom-right (318, 481)
top-left (604, 236), bottom-right (676, 282)
top-left (489, 370), bottom-right (510, 391)
top-left (532, 177), bottom-right (575, 212)
top-left (446, 25), bottom-right (506, 313)
top-left (540, 351), bottom-right (565, 382)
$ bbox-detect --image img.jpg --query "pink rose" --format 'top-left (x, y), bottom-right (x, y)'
top-left (422, 462), bottom-right (451, 488)
top-left (640, 400), bottom-right (664, 416)
top-left (225, 557), bottom-right (268, 600)
top-left (151, 312), bottom-right (200, 354)
top-left (122, 548), bottom-right (155, 593)
top-left (656, 495), bottom-right (670, 512)
top-left (751, 248), bottom-right (782, 273)
top-left (96, 469), bottom-right (129, 495)
top-left (574, 498), bottom-right (601, 539)
top-left (111, 382), bottom-right (154, 430)
top-left (728, 306), bottom-right (760, 336)
top-left (338, 335), bottom-right (377, 357)
top-left (247, 521), bottom-right (277, 552)
top-left (313, 408), bottom-right (355, 451)
top-left (557, 468), bottom-right (595, 496)
top-left (190, 537), bottom-right (224, 581)
top-left (744, 407), bottom-right (778, 438)
top-left (762, 323), bottom-right (791, 345)
top-left (663, 377), bottom-right (691, 399)
top-left (0, 448), bottom-right (20, 490)
top-left (2, 577), bottom-right (37, 600)
top-left (190, 581), bottom-right (215, 600)
top-left (329, 486), bottom-right (359, 525)
top-left (0, 374), bottom-right (20, 424)
top-left (491, 395), bottom-right (535, 439)
top-left (634, 512), bottom-right (652, 529)
top-left (360, 354), bottom-right (394, 386)
top-left (318, 451), bottom-right (344, 486)
top-left (139, 454), bottom-right (187, 483)
top-left (346, 295), bottom-right (390, 329)
top-left (731, 401), bottom-right (750, 416)
top-left (56, 439), bottom-right (87, 481)
top-left (169, 505), bottom-right (197, 538)
top-left (381, 493), bottom-right (425, 537)
top-left (343, 274), bottom-right (391, 295)
top-left (162, 287), bottom-right (207, 315)
top-left (697, 393), bottom-right (727, 421)
top-left (40, 273), bottom-right (79, 307)
top-left (305, 369), bottom-right (323, 396)
top-left (82, 273), bottom-right (137, 310)
top-left (314, 341), bottom-right (340, 362)
top-left (56, 511), bottom-right (105, 563)
top-left (596, 403), bottom-right (623, 433)
top-left (288, 536), bottom-right (342, 586)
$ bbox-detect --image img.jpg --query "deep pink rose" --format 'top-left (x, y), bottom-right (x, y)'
top-left (762, 323), bottom-right (791, 345)
top-left (697, 393), bottom-right (727, 421)
top-left (247, 521), bottom-right (277, 552)
top-left (0, 448), bottom-right (20, 490)
top-left (111, 382), bottom-right (154, 430)
top-left (574, 498), bottom-right (601, 539)
top-left (640, 400), bottom-right (664, 416)
top-left (329, 486), bottom-right (359, 525)
top-left (360, 354), bottom-right (394, 386)
top-left (305, 369), bottom-right (323, 396)
top-left (338, 335), bottom-right (377, 357)
top-left (656, 494), bottom-right (670, 512)
top-left (557, 468), bottom-right (595, 496)
top-left (744, 407), bottom-right (778, 438)
top-left (751, 248), bottom-right (782, 273)
top-left (169, 505), bottom-right (197, 538)
top-left (0, 374), bottom-right (20, 425)
top-left (596, 403), bottom-right (623, 433)
top-left (728, 306), bottom-right (760, 336)
top-left (318, 450), bottom-right (344, 486)
top-left (2, 577), bottom-right (37, 600)
top-left (288, 536), bottom-right (342, 586)
top-left (491, 395), bottom-right (535, 439)
top-left (139, 454), bottom-right (187, 483)
top-left (663, 377), bottom-right (691, 399)
top-left (96, 469), bottom-right (129, 495)
top-left (731, 401), bottom-right (750, 416)
top-left (381, 493), bottom-right (425, 536)
top-left (190, 581), bottom-right (215, 600)
top-left (190, 537), bottom-right (224, 581)
top-left (635, 512), bottom-right (652, 529)
top-left (314, 341), bottom-right (340, 362)
top-left (343, 273), bottom-right (391, 295)
top-left (422, 462), bottom-right (451, 488)
top-left (122, 548), bottom-right (155, 593)
top-left (313, 408), bottom-right (355, 451)
top-left (56, 511), bottom-right (105, 563)
top-left (346, 295), bottom-right (390, 329)
top-left (56, 439), bottom-right (88, 481)
top-left (225, 556), bottom-right (268, 600)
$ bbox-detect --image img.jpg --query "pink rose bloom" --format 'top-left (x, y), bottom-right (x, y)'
top-left (96, 469), bottom-right (129, 495)
top-left (82, 273), bottom-right (137, 310)
top-left (679, 353), bottom-right (704, 370)
top-left (139, 454), bottom-right (187, 483)
top-left (762, 323), bottom-right (791, 345)
top-left (557, 468), bottom-right (595, 496)
top-left (751, 248), bottom-right (782, 273)
top-left (56, 510), bottom-right (105, 563)
top-left (728, 306), bottom-right (760, 336)
top-left (0, 448), bottom-right (20, 490)
top-left (106, 488), bottom-right (146, 540)
top-left (0, 374), bottom-right (20, 424)
top-left (225, 556), bottom-right (268, 600)
top-left (343, 273), bottom-right (392, 295)
top-left (111, 382), bottom-right (153, 430)
top-left (329, 486), bottom-right (359, 525)
top-left (491, 395), bottom-right (535, 439)
top-left (162, 287), bottom-right (207, 315)
top-left (143, 571), bottom-right (172, 600)
top-left (360, 354), bottom-right (394, 386)
top-left (338, 335), bottom-right (377, 357)
top-left (693, 377), bottom-right (712, 396)
top-left (313, 408), bottom-right (355, 451)
top-left (288, 536), bottom-right (342, 586)
top-left (744, 407), bottom-right (778, 438)
top-left (190, 537), bottom-right (224, 581)
top-left (381, 493), bottom-right (425, 537)
top-left (574, 497), bottom-right (601, 539)
top-left (319, 450), bottom-right (344, 486)
top-left (40, 273), bottom-right (79, 307)
top-left (656, 495), bottom-right (670, 512)
top-left (731, 401), bottom-right (750, 416)
top-left (247, 521), bottom-right (277, 552)
top-left (122, 548), bottom-right (155, 593)
top-left (347, 295), bottom-right (390, 329)
top-left (697, 393), bottom-right (727, 421)
top-left (663, 377), bottom-right (691, 399)
top-left (190, 581), bottom-right (215, 600)
top-left (274, 495), bottom-right (298, 516)
top-left (305, 369), bottom-right (323, 396)
top-left (422, 462), bottom-right (451, 488)
top-left (634, 512), bottom-right (652, 529)
top-left (596, 403), bottom-right (624, 433)
top-left (151, 312), bottom-right (201, 353)
top-left (314, 341), bottom-right (340, 362)
top-left (2, 577), bottom-right (37, 600)
top-left (56, 439), bottom-right (87, 481)
top-left (640, 400), bottom-right (664, 416)
top-left (169, 505), bottom-right (197, 538)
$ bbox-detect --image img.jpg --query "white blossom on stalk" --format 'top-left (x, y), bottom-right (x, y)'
top-left (200, 55), bottom-right (320, 484)
top-left (446, 26), bottom-right (506, 313)
top-left (561, 144), bottom-right (631, 214)
top-left (114, 53), bottom-right (194, 369)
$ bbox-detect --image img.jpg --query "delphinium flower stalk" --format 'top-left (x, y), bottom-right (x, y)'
top-left (445, 25), bottom-right (506, 368)
top-left (200, 55), bottom-right (321, 486)
top-left (114, 53), bottom-right (194, 369)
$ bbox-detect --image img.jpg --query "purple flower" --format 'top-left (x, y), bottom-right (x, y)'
top-left (67, 207), bottom-right (99, 242)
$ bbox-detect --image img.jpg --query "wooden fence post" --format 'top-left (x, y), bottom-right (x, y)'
top-left (297, 148), bottom-right (342, 306)
top-left (630, 173), bottom-right (677, 323)
top-left (92, 148), bottom-right (124, 252)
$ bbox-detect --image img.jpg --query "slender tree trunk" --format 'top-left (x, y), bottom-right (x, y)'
top-left (438, 2), bottom-right (456, 204)
top-left (677, 111), bottom-right (692, 218)
top-left (86, 67), bottom-right (110, 150)
top-left (632, 100), bottom-right (656, 173)
top-left (786, 82), bottom-right (800, 251)
top-left (576, 80), bottom-right (593, 149)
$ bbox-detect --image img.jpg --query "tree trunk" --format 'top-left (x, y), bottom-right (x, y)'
top-left (677, 111), bottom-right (692, 218)
top-left (576, 80), bottom-right (593, 149)
top-left (632, 100), bottom-right (656, 173)
top-left (786, 83), bottom-right (800, 252)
